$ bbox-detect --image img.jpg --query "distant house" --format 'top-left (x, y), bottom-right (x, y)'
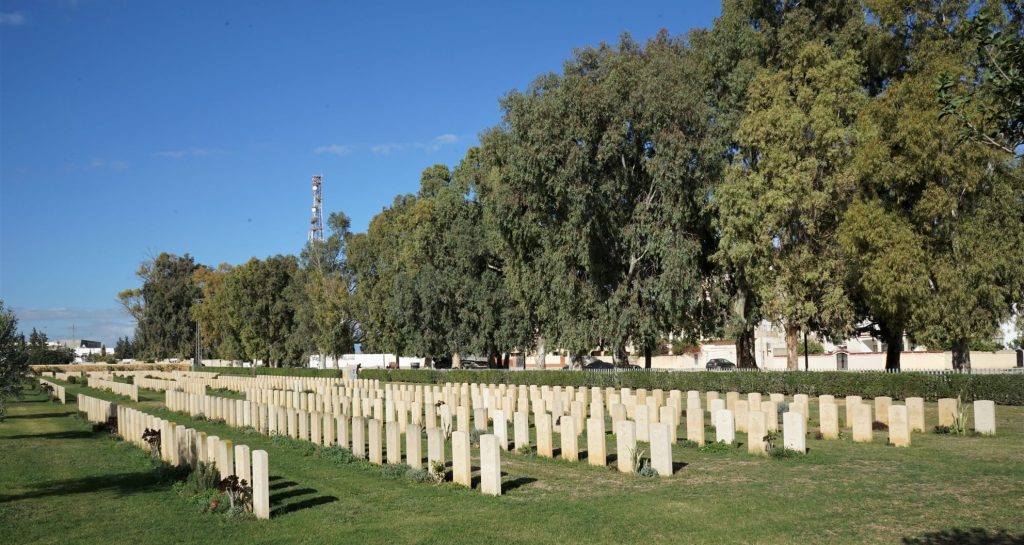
top-left (50, 339), bottom-right (111, 363)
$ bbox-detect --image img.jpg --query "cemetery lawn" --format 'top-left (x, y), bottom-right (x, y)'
top-left (3, 383), bottom-right (1023, 545)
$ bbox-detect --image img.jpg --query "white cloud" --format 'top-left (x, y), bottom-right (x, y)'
top-left (68, 159), bottom-right (128, 172)
top-left (371, 143), bottom-right (406, 155)
top-left (153, 148), bottom-right (222, 159)
top-left (434, 133), bottom-right (458, 144)
top-left (0, 12), bottom-right (27, 26)
top-left (314, 144), bottom-right (353, 156)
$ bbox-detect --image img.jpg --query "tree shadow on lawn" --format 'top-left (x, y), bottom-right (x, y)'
top-left (5, 430), bottom-right (101, 440)
top-left (4, 411), bottom-right (77, 420)
top-left (0, 470), bottom-right (172, 503)
top-left (902, 528), bottom-right (1024, 545)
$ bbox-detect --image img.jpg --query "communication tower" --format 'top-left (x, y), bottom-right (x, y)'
top-left (309, 175), bottom-right (324, 242)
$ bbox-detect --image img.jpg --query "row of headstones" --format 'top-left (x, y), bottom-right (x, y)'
top-left (84, 375), bottom-right (139, 402)
top-left (77, 393), bottom-right (115, 423)
top-left (187, 378), bottom-right (1002, 448)
top-left (39, 379), bottom-right (67, 403)
top-left (165, 389), bottom-right (503, 495)
top-left (174, 374), bottom-right (1001, 449)
top-left (112, 399), bottom-right (271, 519)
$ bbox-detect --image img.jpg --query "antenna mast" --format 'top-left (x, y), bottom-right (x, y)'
top-left (308, 175), bottom-right (324, 242)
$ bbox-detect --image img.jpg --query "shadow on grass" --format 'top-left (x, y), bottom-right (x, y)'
top-left (502, 477), bottom-right (537, 492)
top-left (5, 430), bottom-right (99, 440)
top-left (4, 411), bottom-right (76, 420)
top-left (268, 478), bottom-right (338, 517)
top-left (0, 469), bottom-right (175, 504)
top-left (902, 528), bottom-right (1024, 545)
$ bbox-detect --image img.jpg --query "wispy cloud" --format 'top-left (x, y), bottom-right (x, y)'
top-left (371, 134), bottom-right (461, 155)
top-left (64, 159), bottom-right (128, 172)
top-left (0, 12), bottom-right (27, 26)
top-left (153, 148), bottom-right (223, 159)
top-left (314, 144), bottom-right (353, 156)
top-left (371, 143), bottom-right (406, 155)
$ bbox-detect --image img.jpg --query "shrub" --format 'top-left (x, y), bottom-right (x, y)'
top-left (315, 445), bottom-right (356, 464)
top-left (359, 369), bottom-right (1024, 405)
top-left (469, 428), bottom-right (484, 445)
top-left (678, 439), bottom-right (700, 449)
top-left (769, 448), bottom-right (802, 459)
top-left (405, 468), bottom-right (434, 483)
top-left (176, 462), bottom-right (221, 497)
top-left (516, 445), bottom-right (536, 457)
top-left (698, 441), bottom-right (734, 453)
top-left (381, 463), bottom-right (411, 478)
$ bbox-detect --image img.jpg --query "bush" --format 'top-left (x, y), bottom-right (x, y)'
top-left (207, 367), bottom-right (347, 378)
top-left (381, 464), bottom-right (411, 478)
top-left (359, 369), bottom-right (1024, 405)
top-left (175, 462), bottom-right (220, 497)
top-left (698, 441), bottom-right (734, 453)
top-left (315, 445), bottom-right (357, 464)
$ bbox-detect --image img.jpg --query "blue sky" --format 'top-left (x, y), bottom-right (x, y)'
top-left (0, 0), bottom-right (720, 346)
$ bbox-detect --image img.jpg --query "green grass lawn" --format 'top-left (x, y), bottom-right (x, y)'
top-left (2, 380), bottom-right (1023, 545)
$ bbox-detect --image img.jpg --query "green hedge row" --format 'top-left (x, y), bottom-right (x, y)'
top-left (196, 366), bottom-right (348, 378)
top-left (358, 369), bottom-right (1024, 405)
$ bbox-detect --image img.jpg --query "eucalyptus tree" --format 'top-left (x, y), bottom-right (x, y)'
top-left (479, 32), bottom-right (719, 367)
top-left (842, 0), bottom-right (1024, 369)
top-left (715, 41), bottom-right (866, 369)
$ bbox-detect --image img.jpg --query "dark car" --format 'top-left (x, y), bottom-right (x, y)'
top-left (705, 358), bottom-right (736, 370)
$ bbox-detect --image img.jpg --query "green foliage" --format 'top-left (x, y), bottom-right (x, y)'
top-left (0, 301), bottom-right (30, 419)
top-left (716, 40), bottom-right (865, 369)
top-left (347, 163), bottom-right (530, 361)
top-left (697, 441), bottom-right (734, 454)
top-left (936, 8), bottom-right (1024, 157)
top-left (175, 462), bottom-right (220, 497)
top-left (314, 445), bottom-right (357, 464)
top-left (380, 463), bottom-right (411, 478)
top-left (799, 340), bottom-right (825, 355)
top-left (119, 253), bottom-right (202, 360)
top-left (479, 32), bottom-right (718, 363)
top-left (361, 369), bottom-right (1024, 405)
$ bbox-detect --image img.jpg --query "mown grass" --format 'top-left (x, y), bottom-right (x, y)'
top-left (2, 380), bottom-right (1022, 545)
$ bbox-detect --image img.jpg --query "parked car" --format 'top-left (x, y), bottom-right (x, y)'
top-left (705, 358), bottom-right (736, 370)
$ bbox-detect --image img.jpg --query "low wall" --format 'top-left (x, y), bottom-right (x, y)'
top-left (767, 351), bottom-right (1019, 371)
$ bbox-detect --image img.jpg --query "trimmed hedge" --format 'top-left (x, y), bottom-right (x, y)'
top-left (31, 363), bottom-right (190, 373)
top-left (359, 369), bottom-right (1024, 405)
top-left (200, 366), bottom-right (348, 378)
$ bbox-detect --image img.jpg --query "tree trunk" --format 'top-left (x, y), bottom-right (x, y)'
top-left (785, 322), bottom-right (800, 370)
top-left (424, 356), bottom-right (433, 369)
top-left (644, 346), bottom-right (652, 369)
top-left (881, 325), bottom-right (902, 371)
top-left (736, 325), bottom-right (757, 369)
top-left (452, 353), bottom-right (462, 369)
top-left (535, 336), bottom-right (546, 370)
top-left (952, 339), bottom-right (971, 371)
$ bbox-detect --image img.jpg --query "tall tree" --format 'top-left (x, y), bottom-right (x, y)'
top-left (119, 253), bottom-right (201, 359)
top-left (695, 0), bottom-right (883, 367)
top-left (936, 2), bottom-right (1024, 158)
top-left (297, 212), bottom-right (357, 360)
top-left (222, 255), bottom-right (303, 367)
top-left (479, 33), bottom-right (720, 367)
top-left (716, 41), bottom-right (866, 369)
top-left (844, 0), bottom-right (1024, 370)
top-left (191, 264), bottom-right (244, 361)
